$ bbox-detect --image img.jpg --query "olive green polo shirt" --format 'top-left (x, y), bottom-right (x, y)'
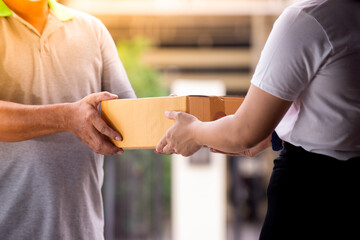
top-left (0, 1), bottom-right (135, 239)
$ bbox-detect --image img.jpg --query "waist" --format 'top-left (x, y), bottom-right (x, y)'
top-left (271, 142), bottom-right (360, 191)
top-left (278, 142), bottom-right (360, 168)
top-left (277, 142), bottom-right (360, 169)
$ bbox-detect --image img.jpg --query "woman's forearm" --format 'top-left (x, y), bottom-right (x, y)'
top-left (193, 85), bottom-right (292, 153)
top-left (156, 85), bottom-right (293, 156)
top-left (194, 114), bottom-right (266, 153)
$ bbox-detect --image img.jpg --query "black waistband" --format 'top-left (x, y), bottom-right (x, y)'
top-left (278, 142), bottom-right (360, 168)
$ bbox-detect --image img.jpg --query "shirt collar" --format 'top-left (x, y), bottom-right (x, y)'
top-left (0, 0), bottom-right (74, 21)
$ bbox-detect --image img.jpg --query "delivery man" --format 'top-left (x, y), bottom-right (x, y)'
top-left (0, 0), bottom-right (135, 239)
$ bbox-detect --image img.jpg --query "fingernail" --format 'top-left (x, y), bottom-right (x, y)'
top-left (117, 149), bottom-right (124, 154)
top-left (115, 136), bottom-right (122, 141)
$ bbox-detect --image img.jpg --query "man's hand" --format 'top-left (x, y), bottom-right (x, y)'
top-left (155, 111), bottom-right (202, 157)
top-left (66, 92), bottom-right (124, 155)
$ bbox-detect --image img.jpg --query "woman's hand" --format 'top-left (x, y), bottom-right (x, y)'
top-left (156, 85), bottom-right (292, 157)
top-left (155, 111), bottom-right (202, 157)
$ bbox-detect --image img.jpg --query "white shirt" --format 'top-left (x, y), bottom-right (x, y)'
top-left (251, 0), bottom-right (360, 160)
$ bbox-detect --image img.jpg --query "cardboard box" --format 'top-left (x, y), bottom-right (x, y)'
top-left (101, 96), bottom-right (244, 149)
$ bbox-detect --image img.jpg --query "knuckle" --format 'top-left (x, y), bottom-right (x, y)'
top-left (85, 111), bottom-right (94, 122)
top-left (177, 112), bottom-right (184, 118)
top-left (100, 125), bottom-right (107, 134)
top-left (166, 131), bottom-right (175, 140)
top-left (244, 150), bottom-right (254, 157)
top-left (84, 95), bottom-right (94, 104)
top-left (92, 140), bottom-right (103, 153)
top-left (167, 142), bottom-right (174, 149)
top-left (102, 91), bottom-right (110, 97)
top-left (163, 146), bottom-right (171, 154)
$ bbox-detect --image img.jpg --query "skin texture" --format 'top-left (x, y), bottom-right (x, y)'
top-left (0, 92), bottom-right (124, 155)
top-left (209, 135), bottom-right (272, 157)
top-left (155, 84), bottom-right (292, 157)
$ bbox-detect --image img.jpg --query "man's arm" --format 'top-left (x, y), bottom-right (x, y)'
top-left (0, 92), bottom-right (123, 155)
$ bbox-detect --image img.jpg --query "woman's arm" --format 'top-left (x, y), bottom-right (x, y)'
top-left (209, 135), bottom-right (272, 157)
top-left (156, 84), bottom-right (292, 156)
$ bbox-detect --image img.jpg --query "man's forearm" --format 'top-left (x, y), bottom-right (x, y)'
top-left (0, 92), bottom-right (125, 155)
top-left (0, 100), bottom-right (70, 142)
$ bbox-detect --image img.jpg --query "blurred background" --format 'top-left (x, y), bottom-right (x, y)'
top-left (60, 0), bottom-right (299, 239)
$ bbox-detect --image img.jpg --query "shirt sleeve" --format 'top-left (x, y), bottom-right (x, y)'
top-left (251, 7), bottom-right (332, 101)
top-left (97, 20), bottom-right (136, 99)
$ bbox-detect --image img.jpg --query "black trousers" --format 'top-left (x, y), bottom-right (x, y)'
top-left (260, 142), bottom-right (360, 240)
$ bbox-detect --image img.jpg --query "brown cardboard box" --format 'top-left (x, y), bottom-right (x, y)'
top-left (101, 96), bottom-right (244, 149)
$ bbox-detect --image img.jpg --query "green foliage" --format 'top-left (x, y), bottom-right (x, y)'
top-left (116, 36), bottom-right (171, 216)
top-left (116, 37), bottom-right (168, 98)
top-left (105, 37), bottom-right (172, 237)
top-left (115, 149), bottom-right (172, 234)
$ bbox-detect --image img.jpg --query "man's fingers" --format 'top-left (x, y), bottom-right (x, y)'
top-left (88, 92), bottom-right (118, 108)
top-left (92, 116), bottom-right (122, 141)
top-left (87, 127), bottom-right (123, 155)
top-left (72, 92), bottom-right (124, 155)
